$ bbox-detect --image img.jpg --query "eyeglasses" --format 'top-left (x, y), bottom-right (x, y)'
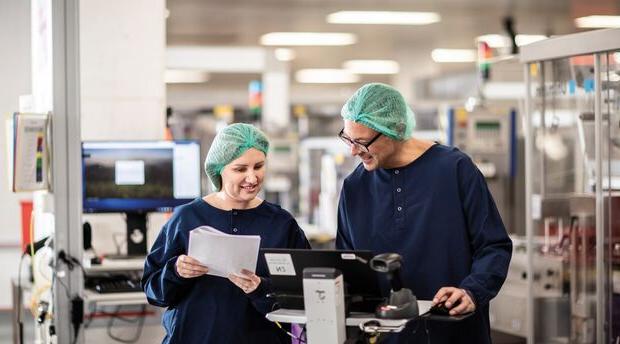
top-left (338, 128), bottom-right (382, 154)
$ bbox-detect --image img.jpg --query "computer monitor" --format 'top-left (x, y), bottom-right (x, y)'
top-left (82, 140), bottom-right (201, 255)
top-left (260, 248), bottom-right (386, 313)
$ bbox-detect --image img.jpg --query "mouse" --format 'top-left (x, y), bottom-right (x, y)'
top-left (428, 300), bottom-right (459, 316)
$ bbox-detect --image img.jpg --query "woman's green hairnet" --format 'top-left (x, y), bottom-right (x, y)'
top-left (204, 123), bottom-right (270, 191)
top-left (341, 83), bottom-right (416, 141)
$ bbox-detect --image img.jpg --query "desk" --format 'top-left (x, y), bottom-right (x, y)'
top-left (83, 257), bottom-right (148, 311)
top-left (84, 257), bottom-right (145, 273)
top-left (266, 300), bottom-right (434, 333)
top-left (83, 290), bottom-right (147, 307)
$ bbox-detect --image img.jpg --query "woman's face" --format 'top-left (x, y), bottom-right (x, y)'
top-left (220, 148), bottom-right (266, 203)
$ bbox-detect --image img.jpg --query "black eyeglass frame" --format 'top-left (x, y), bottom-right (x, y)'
top-left (338, 128), bottom-right (382, 153)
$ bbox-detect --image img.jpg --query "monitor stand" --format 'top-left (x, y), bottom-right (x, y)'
top-left (125, 212), bottom-right (147, 256)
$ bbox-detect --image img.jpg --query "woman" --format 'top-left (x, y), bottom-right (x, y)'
top-left (142, 123), bottom-right (310, 343)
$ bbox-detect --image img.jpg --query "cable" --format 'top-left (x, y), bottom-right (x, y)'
top-left (57, 250), bottom-right (87, 277)
top-left (274, 321), bottom-right (306, 343)
top-left (106, 305), bottom-right (146, 343)
top-left (54, 250), bottom-right (86, 344)
top-left (17, 252), bottom-right (27, 344)
top-left (299, 324), bottom-right (306, 343)
top-left (71, 327), bottom-right (80, 344)
top-left (423, 318), bottom-right (430, 344)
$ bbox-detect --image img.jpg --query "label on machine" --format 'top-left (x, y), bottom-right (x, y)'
top-left (265, 253), bottom-right (297, 276)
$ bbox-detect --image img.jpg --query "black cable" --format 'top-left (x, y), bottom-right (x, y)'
top-left (51, 264), bottom-right (71, 299)
top-left (17, 252), bottom-right (27, 344)
top-left (274, 321), bottom-right (306, 343)
top-left (424, 318), bottom-right (430, 344)
top-left (300, 324), bottom-right (306, 343)
top-left (71, 327), bottom-right (80, 344)
top-left (57, 250), bottom-right (87, 277)
top-left (409, 317), bottom-right (420, 335)
top-left (106, 305), bottom-right (146, 343)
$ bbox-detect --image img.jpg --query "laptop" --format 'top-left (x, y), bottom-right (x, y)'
top-left (260, 248), bottom-right (386, 313)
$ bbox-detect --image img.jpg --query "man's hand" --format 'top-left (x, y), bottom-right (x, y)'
top-left (432, 287), bottom-right (476, 315)
top-left (175, 255), bottom-right (209, 278)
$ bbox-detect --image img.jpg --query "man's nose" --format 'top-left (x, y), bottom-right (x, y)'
top-left (349, 144), bottom-right (361, 156)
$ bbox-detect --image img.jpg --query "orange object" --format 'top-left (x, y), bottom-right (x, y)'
top-left (20, 201), bottom-right (33, 252)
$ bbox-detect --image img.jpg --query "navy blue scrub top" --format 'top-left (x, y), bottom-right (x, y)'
top-left (142, 198), bottom-right (310, 344)
top-left (337, 144), bottom-right (512, 344)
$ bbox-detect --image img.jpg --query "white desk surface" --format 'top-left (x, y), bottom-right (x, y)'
top-left (83, 289), bottom-right (148, 306)
top-left (84, 257), bottom-right (145, 273)
top-left (266, 300), bottom-right (433, 327)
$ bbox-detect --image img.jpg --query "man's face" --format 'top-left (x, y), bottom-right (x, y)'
top-left (342, 120), bottom-right (395, 171)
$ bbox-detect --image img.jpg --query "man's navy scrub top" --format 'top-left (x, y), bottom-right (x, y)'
top-left (337, 144), bottom-right (512, 344)
top-left (142, 198), bottom-right (310, 344)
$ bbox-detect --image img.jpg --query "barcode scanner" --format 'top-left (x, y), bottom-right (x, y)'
top-left (370, 253), bottom-right (419, 319)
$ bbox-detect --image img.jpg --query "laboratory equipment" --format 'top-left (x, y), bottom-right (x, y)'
top-left (302, 268), bottom-right (346, 344)
top-left (370, 253), bottom-right (419, 319)
top-left (445, 105), bottom-right (524, 235)
top-left (264, 251), bottom-right (470, 343)
top-left (298, 137), bottom-right (357, 241)
top-left (521, 28), bottom-right (620, 344)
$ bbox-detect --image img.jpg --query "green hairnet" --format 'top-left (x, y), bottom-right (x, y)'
top-left (341, 83), bottom-right (416, 141)
top-left (204, 123), bottom-right (270, 191)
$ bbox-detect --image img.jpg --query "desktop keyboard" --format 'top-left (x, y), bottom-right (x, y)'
top-left (87, 276), bottom-right (142, 294)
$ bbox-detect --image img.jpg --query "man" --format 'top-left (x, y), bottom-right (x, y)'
top-left (336, 83), bottom-right (512, 343)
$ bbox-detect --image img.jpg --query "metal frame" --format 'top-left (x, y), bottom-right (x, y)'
top-left (523, 64), bottom-right (535, 344)
top-left (593, 53), bottom-right (605, 344)
top-left (522, 29), bottom-right (616, 344)
top-left (520, 28), bottom-right (620, 63)
top-left (52, 0), bottom-right (83, 343)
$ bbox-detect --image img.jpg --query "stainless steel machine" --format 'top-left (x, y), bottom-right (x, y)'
top-left (444, 105), bottom-right (524, 235)
top-left (521, 28), bottom-right (620, 344)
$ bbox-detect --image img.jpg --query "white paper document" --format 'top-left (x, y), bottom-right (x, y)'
top-left (188, 226), bottom-right (261, 278)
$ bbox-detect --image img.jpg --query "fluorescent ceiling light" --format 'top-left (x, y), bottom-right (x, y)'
top-left (165, 69), bottom-right (209, 83)
top-left (431, 49), bottom-right (476, 63)
top-left (327, 11), bottom-right (440, 25)
top-left (343, 60), bottom-right (400, 74)
top-left (295, 69), bottom-right (360, 83)
top-left (477, 34), bottom-right (547, 48)
top-left (260, 32), bottom-right (357, 46)
top-left (575, 15), bottom-right (620, 28)
top-left (274, 48), bottom-right (296, 61)
top-left (477, 34), bottom-right (508, 48)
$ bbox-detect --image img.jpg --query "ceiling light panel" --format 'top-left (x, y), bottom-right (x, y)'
top-left (327, 11), bottom-right (440, 25)
top-left (165, 69), bottom-right (210, 83)
top-left (431, 49), bottom-right (477, 63)
top-left (295, 69), bottom-right (360, 83)
top-left (343, 60), bottom-right (400, 74)
top-left (260, 32), bottom-right (357, 46)
top-left (575, 15), bottom-right (620, 28)
top-left (274, 48), bottom-right (296, 61)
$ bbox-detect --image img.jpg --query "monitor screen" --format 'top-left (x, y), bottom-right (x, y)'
top-left (82, 140), bottom-right (201, 213)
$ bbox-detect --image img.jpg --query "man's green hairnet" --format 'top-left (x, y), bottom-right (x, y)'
top-left (341, 83), bottom-right (416, 141)
top-left (204, 123), bottom-right (270, 191)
